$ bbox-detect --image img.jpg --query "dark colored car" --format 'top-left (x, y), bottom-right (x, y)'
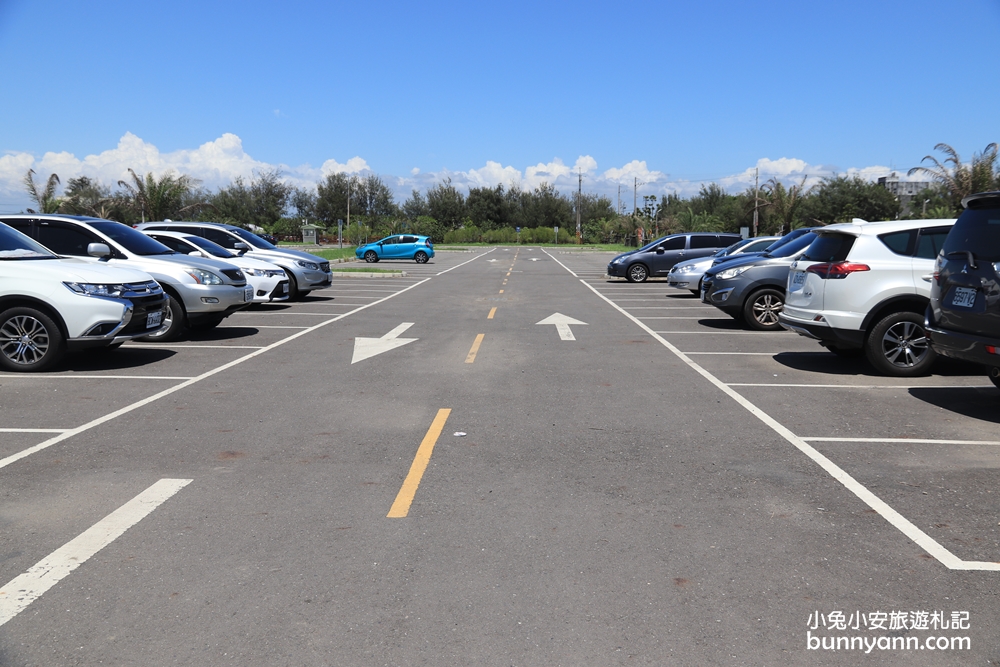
top-left (607, 232), bottom-right (743, 283)
top-left (700, 229), bottom-right (818, 330)
top-left (925, 191), bottom-right (1000, 388)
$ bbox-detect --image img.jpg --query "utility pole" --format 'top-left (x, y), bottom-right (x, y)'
top-left (752, 167), bottom-right (759, 238)
top-left (576, 170), bottom-right (582, 243)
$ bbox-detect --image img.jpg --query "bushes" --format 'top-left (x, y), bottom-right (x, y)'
top-left (441, 225), bottom-right (578, 244)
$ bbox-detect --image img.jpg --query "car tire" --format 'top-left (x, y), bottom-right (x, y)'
top-left (414, 251), bottom-right (428, 264)
top-left (626, 264), bottom-right (649, 283)
top-left (364, 250), bottom-right (379, 263)
top-left (138, 294), bottom-right (185, 342)
top-left (864, 311), bottom-right (935, 377)
top-left (0, 307), bottom-right (65, 372)
top-left (989, 366), bottom-right (1000, 390)
top-left (285, 273), bottom-right (301, 300)
top-left (742, 288), bottom-right (784, 331)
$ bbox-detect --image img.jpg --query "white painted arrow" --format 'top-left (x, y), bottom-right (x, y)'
top-left (352, 323), bottom-right (417, 363)
top-left (536, 313), bottom-right (587, 341)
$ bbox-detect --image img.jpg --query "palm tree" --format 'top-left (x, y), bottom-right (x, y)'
top-left (23, 169), bottom-right (63, 213)
top-left (908, 143), bottom-right (999, 213)
top-left (117, 168), bottom-right (208, 222)
top-left (761, 177), bottom-right (809, 233)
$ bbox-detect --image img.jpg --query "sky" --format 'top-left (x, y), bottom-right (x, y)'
top-left (1, 0), bottom-right (998, 214)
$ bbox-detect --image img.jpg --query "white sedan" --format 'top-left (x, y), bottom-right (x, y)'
top-left (142, 230), bottom-right (290, 303)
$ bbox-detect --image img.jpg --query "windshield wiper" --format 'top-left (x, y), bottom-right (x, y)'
top-left (947, 250), bottom-right (978, 269)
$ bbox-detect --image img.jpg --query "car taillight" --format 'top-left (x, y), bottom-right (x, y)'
top-left (805, 262), bottom-right (870, 279)
top-left (987, 345), bottom-right (998, 355)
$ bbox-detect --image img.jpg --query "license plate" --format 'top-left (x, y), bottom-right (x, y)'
top-left (146, 310), bottom-right (163, 329)
top-left (244, 286), bottom-right (254, 302)
top-left (951, 286), bottom-right (977, 308)
top-left (791, 271), bottom-right (806, 287)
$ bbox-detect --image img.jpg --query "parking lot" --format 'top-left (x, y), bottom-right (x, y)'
top-left (2, 246), bottom-right (999, 665)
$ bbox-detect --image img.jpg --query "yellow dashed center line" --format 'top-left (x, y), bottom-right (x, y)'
top-left (488, 307), bottom-right (497, 319)
top-left (499, 289), bottom-right (504, 293)
top-left (387, 409), bottom-right (452, 518)
top-left (465, 333), bottom-right (485, 363)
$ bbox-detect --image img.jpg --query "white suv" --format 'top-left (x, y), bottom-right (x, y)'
top-left (0, 222), bottom-right (166, 372)
top-left (779, 218), bottom-right (956, 376)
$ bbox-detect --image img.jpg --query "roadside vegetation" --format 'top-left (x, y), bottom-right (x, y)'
top-left (21, 142), bottom-right (999, 248)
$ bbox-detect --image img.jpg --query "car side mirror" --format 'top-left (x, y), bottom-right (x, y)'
top-left (655, 247), bottom-right (665, 255)
top-left (188, 251), bottom-right (205, 257)
top-left (87, 242), bottom-right (112, 261)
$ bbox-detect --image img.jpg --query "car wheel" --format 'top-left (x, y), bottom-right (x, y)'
top-left (989, 366), bottom-right (1000, 389)
top-left (138, 294), bottom-right (185, 342)
top-left (626, 264), bottom-right (649, 283)
top-left (285, 273), bottom-right (300, 300)
top-left (742, 288), bottom-right (784, 331)
top-left (414, 251), bottom-right (428, 264)
top-left (0, 307), bottom-right (65, 372)
top-left (364, 250), bottom-right (379, 263)
top-left (865, 311), bottom-right (935, 377)
top-left (297, 290), bottom-right (311, 300)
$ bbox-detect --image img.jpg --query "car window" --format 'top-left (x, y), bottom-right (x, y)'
top-left (878, 230), bottom-right (915, 256)
top-left (742, 238), bottom-right (775, 253)
top-left (690, 235), bottom-right (720, 249)
top-left (944, 209), bottom-right (1000, 262)
top-left (658, 237), bottom-right (685, 251)
top-left (913, 226), bottom-right (952, 260)
top-left (801, 233), bottom-right (856, 262)
top-left (227, 227), bottom-right (277, 250)
top-left (87, 220), bottom-right (175, 255)
top-left (381, 236), bottom-right (398, 245)
top-left (201, 227), bottom-right (239, 249)
top-left (150, 235), bottom-right (193, 254)
top-left (36, 222), bottom-right (104, 257)
top-left (719, 235), bottom-right (743, 246)
top-left (0, 222), bottom-right (56, 259)
top-left (766, 232), bottom-right (816, 258)
top-left (400, 236), bottom-right (418, 244)
top-left (185, 235), bottom-right (237, 258)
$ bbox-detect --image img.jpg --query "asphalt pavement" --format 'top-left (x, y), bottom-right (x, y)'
top-left (1, 247), bottom-right (998, 666)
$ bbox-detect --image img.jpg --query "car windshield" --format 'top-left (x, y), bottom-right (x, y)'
top-left (716, 238), bottom-right (752, 257)
top-left (0, 223), bottom-right (58, 260)
top-left (944, 209), bottom-right (1000, 262)
top-left (637, 236), bottom-right (670, 252)
top-left (89, 221), bottom-right (175, 255)
top-left (764, 232), bottom-right (817, 258)
top-left (228, 227), bottom-right (277, 250)
top-left (185, 235), bottom-right (237, 258)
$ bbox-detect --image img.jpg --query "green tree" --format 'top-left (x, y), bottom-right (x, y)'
top-left (117, 169), bottom-right (206, 222)
top-left (23, 169), bottom-right (63, 213)
top-left (209, 168), bottom-right (293, 230)
top-left (760, 177), bottom-right (809, 234)
top-left (352, 174), bottom-right (397, 224)
top-left (426, 178), bottom-right (466, 231)
top-left (798, 175), bottom-right (899, 224)
top-left (466, 184), bottom-right (508, 230)
top-left (402, 189), bottom-right (430, 220)
top-left (314, 173), bottom-right (355, 227)
top-left (907, 142), bottom-right (999, 214)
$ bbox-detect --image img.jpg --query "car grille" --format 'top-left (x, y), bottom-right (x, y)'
top-left (122, 280), bottom-right (163, 297)
top-left (221, 268), bottom-right (245, 282)
top-left (319, 261), bottom-right (330, 272)
top-left (121, 292), bottom-right (169, 335)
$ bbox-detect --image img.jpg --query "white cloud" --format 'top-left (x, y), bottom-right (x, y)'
top-left (0, 132), bottom-right (923, 214)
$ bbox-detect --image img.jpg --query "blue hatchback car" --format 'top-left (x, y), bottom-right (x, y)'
top-left (356, 234), bottom-right (434, 263)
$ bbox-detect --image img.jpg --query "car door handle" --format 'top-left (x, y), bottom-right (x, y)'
top-left (921, 273), bottom-right (933, 282)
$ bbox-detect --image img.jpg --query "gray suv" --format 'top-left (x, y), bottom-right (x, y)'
top-left (136, 222), bottom-right (333, 300)
top-left (607, 232), bottom-right (744, 283)
top-left (925, 191), bottom-right (1000, 388)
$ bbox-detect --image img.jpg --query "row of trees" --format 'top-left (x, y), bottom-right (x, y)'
top-left (23, 142), bottom-right (999, 246)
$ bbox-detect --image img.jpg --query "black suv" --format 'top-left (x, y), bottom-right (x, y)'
top-left (925, 191), bottom-right (1000, 388)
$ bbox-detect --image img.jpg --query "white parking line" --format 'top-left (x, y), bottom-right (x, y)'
top-left (0, 428), bottom-right (69, 433)
top-left (436, 249), bottom-right (496, 275)
top-left (0, 278), bottom-right (431, 472)
top-left (654, 330), bottom-right (790, 335)
top-left (684, 352), bottom-right (784, 355)
top-left (248, 326), bottom-right (309, 329)
top-left (124, 345), bottom-right (265, 350)
top-left (581, 279), bottom-right (1000, 571)
top-left (804, 437), bottom-right (1000, 446)
top-left (0, 478), bottom-right (191, 628)
top-left (0, 375), bottom-right (194, 380)
top-left (728, 383), bottom-right (991, 389)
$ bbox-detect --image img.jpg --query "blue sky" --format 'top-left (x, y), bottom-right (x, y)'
top-left (1, 0), bottom-right (998, 213)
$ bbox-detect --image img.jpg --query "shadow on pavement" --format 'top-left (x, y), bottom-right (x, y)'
top-left (54, 347), bottom-right (177, 372)
top-left (186, 327), bottom-right (260, 342)
top-left (908, 385), bottom-right (1000, 423)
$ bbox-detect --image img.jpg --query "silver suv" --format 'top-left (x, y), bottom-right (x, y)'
top-left (780, 218), bottom-right (955, 376)
top-left (1, 215), bottom-right (253, 341)
top-left (136, 222), bottom-right (333, 300)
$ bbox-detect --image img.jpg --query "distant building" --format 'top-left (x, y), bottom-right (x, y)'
top-left (878, 172), bottom-right (935, 216)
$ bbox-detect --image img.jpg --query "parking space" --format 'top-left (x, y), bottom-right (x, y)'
top-left (548, 248), bottom-right (1000, 570)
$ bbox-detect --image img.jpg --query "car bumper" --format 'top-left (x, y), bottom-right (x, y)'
top-left (607, 264), bottom-right (627, 278)
top-left (247, 275), bottom-right (289, 302)
top-left (64, 288), bottom-right (167, 350)
top-left (778, 312), bottom-right (865, 348)
top-left (179, 283), bottom-right (253, 316)
top-left (926, 320), bottom-right (1000, 367)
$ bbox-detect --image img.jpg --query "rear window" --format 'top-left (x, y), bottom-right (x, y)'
top-left (801, 233), bottom-right (856, 262)
top-left (767, 232), bottom-right (816, 258)
top-left (878, 230), bottom-right (915, 256)
top-left (943, 210), bottom-right (1000, 262)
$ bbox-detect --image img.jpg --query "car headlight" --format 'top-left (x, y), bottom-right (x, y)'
top-left (64, 282), bottom-right (128, 298)
top-left (296, 259), bottom-right (319, 270)
top-left (676, 264), bottom-right (697, 273)
top-left (716, 265), bottom-right (751, 281)
top-left (183, 267), bottom-right (224, 285)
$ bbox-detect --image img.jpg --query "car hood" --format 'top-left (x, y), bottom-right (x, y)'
top-left (610, 249), bottom-right (639, 263)
top-left (128, 253), bottom-right (241, 273)
top-left (706, 252), bottom-right (803, 277)
top-left (13, 257), bottom-right (155, 283)
top-left (671, 256), bottom-right (713, 272)
top-left (246, 247), bottom-right (326, 263)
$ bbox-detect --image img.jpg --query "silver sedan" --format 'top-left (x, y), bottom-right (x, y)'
top-left (667, 236), bottom-right (779, 294)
